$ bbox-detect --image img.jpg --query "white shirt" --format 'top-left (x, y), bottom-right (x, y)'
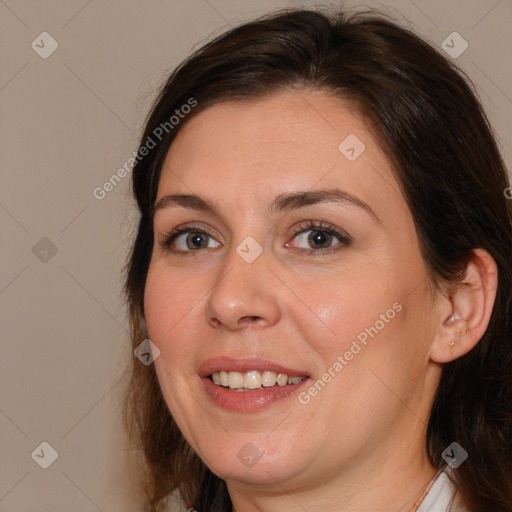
top-left (417, 466), bottom-right (469, 512)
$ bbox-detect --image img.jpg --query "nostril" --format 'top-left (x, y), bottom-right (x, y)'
top-left (208, 318), bottom-right (221, 328)
top-left (239, 316), bottom-right (262, 325)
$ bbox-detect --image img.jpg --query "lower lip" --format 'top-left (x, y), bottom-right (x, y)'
top-left (202, 377), bottom-right (310, 412)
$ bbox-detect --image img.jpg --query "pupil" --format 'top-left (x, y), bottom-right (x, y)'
top-left (310, 230), bottom-right (330, 248)
top-left (189, 233), bottom-right (205, 248)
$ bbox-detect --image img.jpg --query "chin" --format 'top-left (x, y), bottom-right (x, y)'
top-left (196, 438), bottom-right (309, 486)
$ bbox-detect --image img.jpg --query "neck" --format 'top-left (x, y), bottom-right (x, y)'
top-left (227, 435), bottom-right (437, 512)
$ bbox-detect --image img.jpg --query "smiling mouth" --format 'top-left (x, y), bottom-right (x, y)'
top-left (210, 370), bottom-right (307, 391)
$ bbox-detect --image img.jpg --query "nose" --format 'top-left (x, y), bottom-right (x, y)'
top-left (204, 243), bottom-right (281, 332)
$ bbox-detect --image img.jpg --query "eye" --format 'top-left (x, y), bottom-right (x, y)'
top-left (285, 221), bottom-right (351, 255)
top-left (159, 224), bottom-right (221, 253)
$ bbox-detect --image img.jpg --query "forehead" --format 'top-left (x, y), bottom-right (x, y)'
top-left (157, 90), bottom-right (405, 220)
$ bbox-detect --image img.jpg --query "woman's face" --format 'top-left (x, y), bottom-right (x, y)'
top-left (144, 90), bottom-right (440, 492)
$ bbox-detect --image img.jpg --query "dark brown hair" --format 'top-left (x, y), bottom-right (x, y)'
top-left (122, 7), bottom-right (512, 511)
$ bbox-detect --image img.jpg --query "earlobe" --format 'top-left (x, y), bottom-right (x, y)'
top-left (432, 317), bottom-right (469, 363)
top-left (430, 249), bottom-right (498, 364)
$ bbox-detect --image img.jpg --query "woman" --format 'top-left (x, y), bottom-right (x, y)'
top-left (122, 7), bottom-right (512, 512)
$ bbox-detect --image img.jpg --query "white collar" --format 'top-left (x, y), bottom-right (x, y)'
top-left (416, 466), bottom-right (469, 512)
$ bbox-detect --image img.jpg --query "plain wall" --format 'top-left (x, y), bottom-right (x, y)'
top-left (1, 0), bottom-right (511, 510)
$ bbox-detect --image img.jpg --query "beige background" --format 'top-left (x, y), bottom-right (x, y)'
top-left (1, 0), bottom-right (511, 511)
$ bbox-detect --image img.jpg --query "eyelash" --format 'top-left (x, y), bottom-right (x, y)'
top-left (158, 220), bottom-right (352, 257)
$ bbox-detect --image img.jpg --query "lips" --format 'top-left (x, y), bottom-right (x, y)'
top-left (198, 356), bottom-right (311, 412)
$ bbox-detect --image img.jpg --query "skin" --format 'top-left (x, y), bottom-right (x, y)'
top-left (143, 90), bottom-right (497, 511)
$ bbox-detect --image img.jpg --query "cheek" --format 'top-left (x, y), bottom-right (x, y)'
top-left (301, 266), bottom-right (430, 409)
top-left (302, 268), bottom-right (398, 359)
top-left (143, 266), bottom-right (196, 354)
top-left (143, 267), bottom-right (202, 415)
top-left (144, 263), bottom-right (224, 393)
top-left (143, 270), bottom-right (170, 344)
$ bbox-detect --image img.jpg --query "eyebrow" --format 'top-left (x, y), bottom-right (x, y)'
top-left (153, 188), bottom-right (380, 223)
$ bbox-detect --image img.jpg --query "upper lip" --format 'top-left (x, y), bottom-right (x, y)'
top-left (198, 357), bottom-right (310, 378)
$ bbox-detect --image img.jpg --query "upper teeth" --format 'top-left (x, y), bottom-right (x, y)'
top-left (211, 370), bottom-right (306, 390)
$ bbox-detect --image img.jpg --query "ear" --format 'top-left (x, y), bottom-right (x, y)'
top-left (430, 248), bottom-right (498, 364)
